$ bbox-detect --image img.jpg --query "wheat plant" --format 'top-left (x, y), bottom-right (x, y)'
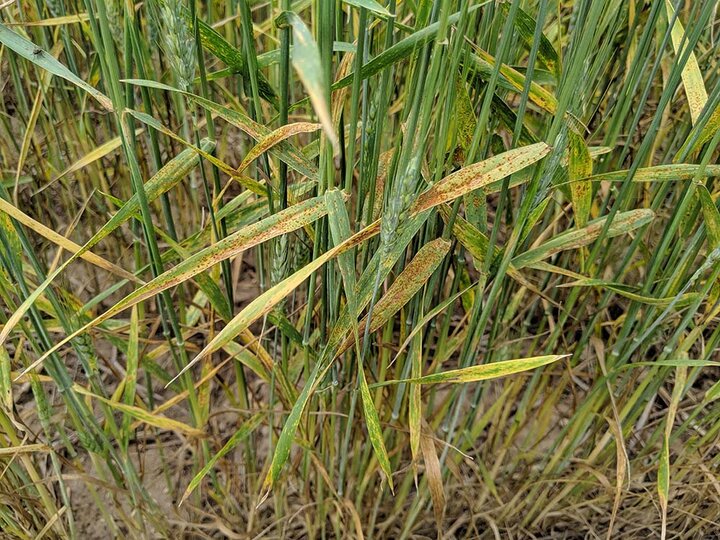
top-left (1, 0), bottom-right (720, 538)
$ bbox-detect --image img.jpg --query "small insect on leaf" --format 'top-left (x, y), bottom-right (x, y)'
top-left (0, 24), bottom-right (113, 110)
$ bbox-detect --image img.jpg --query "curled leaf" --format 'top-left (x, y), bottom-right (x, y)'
top-left (275, 11), bottom-right (339, 154)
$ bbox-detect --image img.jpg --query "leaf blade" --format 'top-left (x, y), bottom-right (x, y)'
top-left (665, 0), bottom-right (707, 125)
top-left (403, 354), bottom-right (566, 385)
top-left (411, 143), bottom-right (551, 214)
top-left (0, 23), bottom-right (113, 110)
top-left (276, 12), bottom-right (339, 154)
